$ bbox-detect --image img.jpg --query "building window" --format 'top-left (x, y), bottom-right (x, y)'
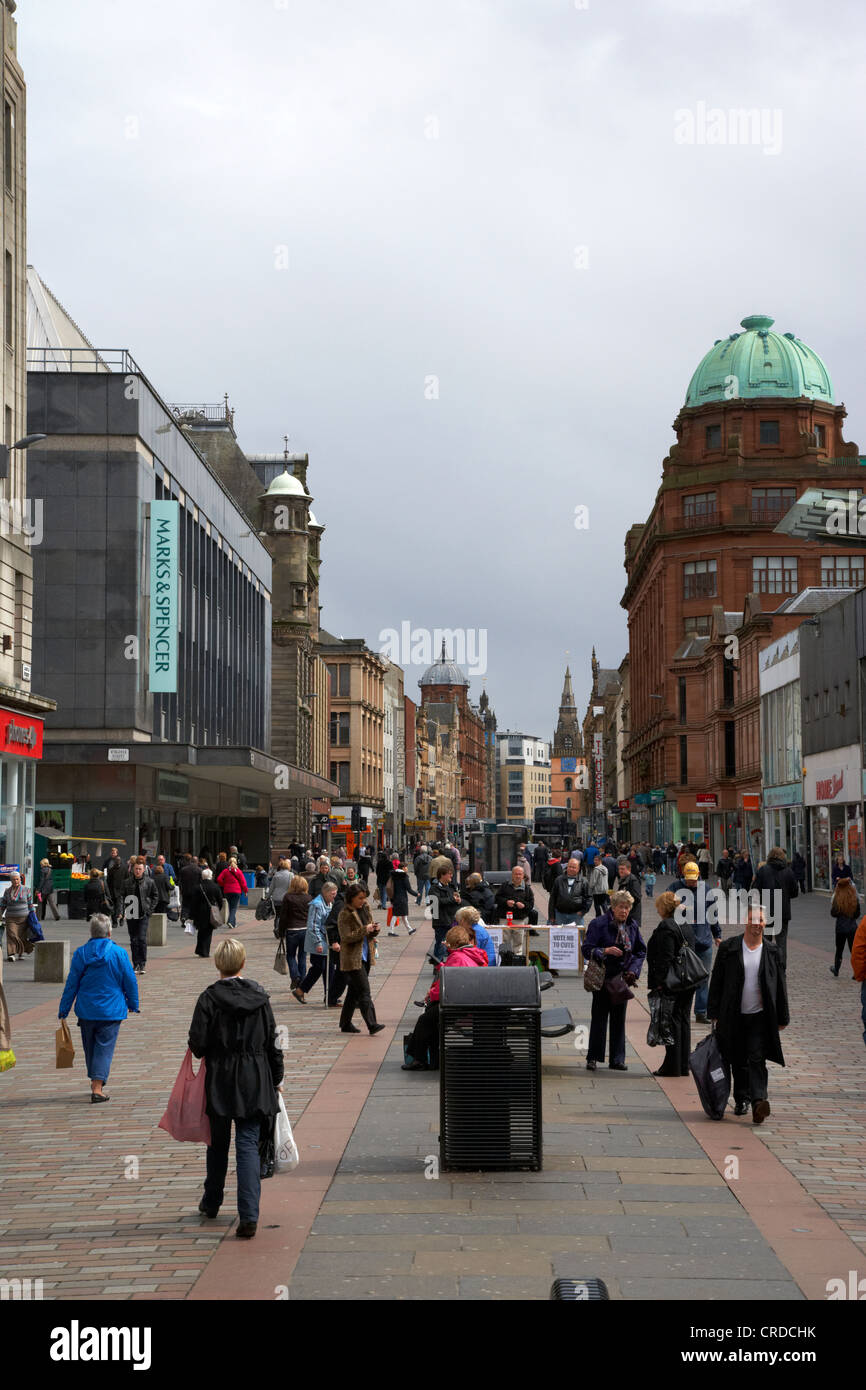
top-left (705, 424), bottom-right (722, 449)
top-left (751, 487), bottom-right (795, 523)
top-left (724, 721), bottom-right (736, 776)
top-left (327, 663), bottom-right (350, 697)
top-left (678, 677), bottom-right (686, 722)
top-left (814, 424), bottom-right (826, 448)
top-left (329, 711), bottom-right (350, 746)
top-left (330, 761), bottom-right (350, 795)
top-left (683, 559), bottom-right (717, 599)
top-left (821, 554), bottom-right (864, 588)
top-left (759, 420), bottom-right (780, 445)
top-left (752, 556), bottom-right (797, 594)
top-left (679, 735), bottom-right (688, 784)
top-left (564, 777), bottom-right (573, 791)
top-left (3, 102), bottom-right (12, 194)
top-left (682, 491), bottom-right (717, 525)
top-left (723, 656), bottom-right (735, 707)
top-left (4, 250), bottom-right (12, 347)
top-left (684, 615), bottom-right (711, 637)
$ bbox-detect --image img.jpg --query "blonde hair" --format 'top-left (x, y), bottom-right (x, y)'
top-left (655, 890), bottom-right (679, 920)
top-left (229, 856), bottom-right (239, 869)
top-left (455, 905), bottom-right (480, 927)
top-left (214, 938), bottom-right (246, 976)
top-left (290, 875), bottom-right (308, 893)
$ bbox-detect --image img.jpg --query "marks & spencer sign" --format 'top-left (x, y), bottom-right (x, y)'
top-left (149, 500), bottom-right (179, 693)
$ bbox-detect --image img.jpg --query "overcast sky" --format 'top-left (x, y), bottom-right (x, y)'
top-left (21, 0), bottom-right (866, 743)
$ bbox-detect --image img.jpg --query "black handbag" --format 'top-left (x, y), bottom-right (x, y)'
top-left (605, 973), bottom-right (634, 1005)
top-left (664, 922), bottom-right (710, 993)
top-left (200, 885), bottom-right (222, 931)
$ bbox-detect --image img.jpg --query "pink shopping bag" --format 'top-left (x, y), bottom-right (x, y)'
top-left (158, 1048), bottom-right (212, 1145)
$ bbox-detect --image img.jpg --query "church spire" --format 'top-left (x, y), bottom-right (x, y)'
top-left (553, 664), bottom-right (581, 757)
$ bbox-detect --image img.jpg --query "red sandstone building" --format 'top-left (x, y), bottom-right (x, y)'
top-left (622, 313), bottom-right (865, 853)
top-left (417, 642), bottom-right (489, 821)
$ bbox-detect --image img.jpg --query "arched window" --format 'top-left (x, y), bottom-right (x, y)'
top-left (564, 778), bottom-right (573, 791)
top-left (566, 798), bottom-right (572, 812)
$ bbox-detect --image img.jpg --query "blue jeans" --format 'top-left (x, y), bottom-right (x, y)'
top-left (554, 910), bottom-right (584, 925)
top-left (416, 877), bottom-right (430, 904)
top-left (432, 924), bottom-right (448, 962)
top-left (225, 892), bottom-right (241, 927)
top-left (283, 929), bottom-right (306, 984)
top-left (78, 1018), bottom-right (122, 1083)
top-left (693, 942), bottom-right (713, 1016)
top-left (204, 1115), bottom-right (262, 1223)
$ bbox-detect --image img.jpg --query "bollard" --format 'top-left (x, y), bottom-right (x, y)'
top-left (147, 913), bottom-right (168, 946)
top-left (247, 887), bottom-right (264, 908)
top-left (33, 939), bottom-right (71, 983)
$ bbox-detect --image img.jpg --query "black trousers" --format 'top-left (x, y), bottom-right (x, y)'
top-left (406, 1001), bottom-right (439, 1064)
top-left (654, 990), bottom-right (695, 1076)
top-left (196, 926), bottom-right (213, 957)
top-left (340, 962), bottom-right (377, 1031)
top-left (834, 926), bottom-right (857, 971)
top-left (587, 986), bottom-right (627, 1066)
top-left (328, 947), bottom-right (347, 1005)
top-left (127, 916), bottom-right (149, 968)
top-left (299, 952), bottom-right (327, 995)
top-left (731, 1010), bottom-right (769, 1104)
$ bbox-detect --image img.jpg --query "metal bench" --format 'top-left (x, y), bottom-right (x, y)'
top-left (540, 1005), bottom-right (575, 1038)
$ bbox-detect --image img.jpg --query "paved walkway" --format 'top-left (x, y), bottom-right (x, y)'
top-left (0, 877), bottom-right (863, 1300)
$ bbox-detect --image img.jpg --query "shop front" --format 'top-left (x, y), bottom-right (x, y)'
top-left (805, 744), bottom-right (864, 895)
top-left (0, 706), bottom-right (45, 890)
top-left (763, 783), bottom-right (805, 866)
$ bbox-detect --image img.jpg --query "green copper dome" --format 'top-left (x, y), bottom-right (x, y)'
top-left (684, 315), bottom-right (834, 408)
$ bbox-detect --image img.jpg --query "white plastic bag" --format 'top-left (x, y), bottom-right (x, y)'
top-left (169, 885), bottom-right (181, 910)
top-left (274, 1094), bottom-right (299, 1173)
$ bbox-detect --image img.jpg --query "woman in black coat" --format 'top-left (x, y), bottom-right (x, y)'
top-left (188, 937), bottom-right (283, 1238)
top-left (462, 873), bottom-right (497, 924)
top-left (830, 878), bottom-right (861, 976)
top-left (646, 890), bottom-right (697, 1077)
top-left (192, 868), bottom-right (225, 959)
top-left (277, 876), bottom-right (310, 986)
top-left (386, 861), bottom-right (415, 937)
top-left (83, 869), bottom-right (110, 919)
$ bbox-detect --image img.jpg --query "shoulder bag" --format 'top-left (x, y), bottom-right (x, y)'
top-left (583, 954), bottom-right (606, 992)
top-left (664, 922), bottom-right (710, 993)
top-left (200, 884), bottom-right (223, 932)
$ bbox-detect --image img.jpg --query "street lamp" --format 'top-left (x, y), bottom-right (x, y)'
top-left (0, 434), bottom-right (47, 479)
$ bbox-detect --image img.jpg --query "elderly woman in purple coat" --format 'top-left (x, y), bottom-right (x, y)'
top-left (581, 889), bottom-right (647, 1072)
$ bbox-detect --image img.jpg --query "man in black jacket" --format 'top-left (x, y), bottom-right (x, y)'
top-left (547, 858), bottom-right (592, 923)
top-left (121, 858), bottom-right (159, 974)
top-left (751, 847), bottom-right (798, 970)
top-left (613, 857), bottom-right (643, 925)
top-left (707, 904), bottom-right (789, 1123)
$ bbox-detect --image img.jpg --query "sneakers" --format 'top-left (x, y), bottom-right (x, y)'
top-left (407, 926), bottom-right (416, 935)
top-left (734, 1100), bottom-right (750, 1116)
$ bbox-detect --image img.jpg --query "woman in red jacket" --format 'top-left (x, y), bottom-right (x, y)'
top-left (217, 857), bottom-right (247, 929)
top-left (402, 922), bottom-right (487, 1071)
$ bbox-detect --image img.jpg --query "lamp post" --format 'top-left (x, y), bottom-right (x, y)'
top-left (0, 433), bottom-right (47, 479)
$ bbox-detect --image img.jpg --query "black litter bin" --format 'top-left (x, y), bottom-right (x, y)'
top-left (439, 966), bottom-right (541, 1172)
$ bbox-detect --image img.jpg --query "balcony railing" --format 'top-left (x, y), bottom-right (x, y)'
top-left (27, 345), bottom-right (140, 374)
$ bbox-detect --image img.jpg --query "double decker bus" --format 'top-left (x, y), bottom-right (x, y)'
top-left (533, 805), bottom-right (577, 848)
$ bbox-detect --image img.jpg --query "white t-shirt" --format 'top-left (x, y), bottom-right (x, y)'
top-left (741, 939), bottom-right (764, 1014)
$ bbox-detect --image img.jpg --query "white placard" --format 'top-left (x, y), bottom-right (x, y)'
top-left (487, 927), bottom-right (504, 959)
top-left (108, 748), bottom-right (130, 762)
top-left (548, 927), bottom-right (581, 970)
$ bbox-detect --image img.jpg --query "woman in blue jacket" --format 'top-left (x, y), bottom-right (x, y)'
top-left (58, 914), bottom-right (139, 1102)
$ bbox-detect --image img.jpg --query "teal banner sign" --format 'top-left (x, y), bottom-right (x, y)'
top-left (149, 500), bottom-right (179, 693)
top-left (764, 782), bottom-right (803, 809)
top-left (633, 792), bottom-right (651, 805)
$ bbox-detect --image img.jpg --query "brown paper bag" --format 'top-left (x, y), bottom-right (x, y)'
top-left (55, 1020), bottom-right (75, 1069)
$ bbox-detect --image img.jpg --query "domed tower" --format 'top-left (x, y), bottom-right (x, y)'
top-left (418, 638), bottom-right (487, 819)
top-left (622, 310), bottom-right (862, 851)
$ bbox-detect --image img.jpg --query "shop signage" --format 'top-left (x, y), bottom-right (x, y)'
top-left (814, 770), bottom-right (844, 803)
top-left (149, 500), bottom-right (179, 694)
top-left (618, 799), bottom-right (630, 809)
top-left (764, 782), bottom-right (803, 809)
top-left (465, 804), bottom-right (477, 820)
top-left (696, 793), bottom-right (718, 807)
top-left (742, 794), bottom-right (761, 811)
top-left (633, 792), bottom-right (651, 805)
top-left (108, 748), bottom-right (130, 762)
top-left (0, 709), bottom-right (43, 759)
top-left (593, 733), bottom-right (604, 811)
top-left (649, 788), bottom-right (665, 804)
